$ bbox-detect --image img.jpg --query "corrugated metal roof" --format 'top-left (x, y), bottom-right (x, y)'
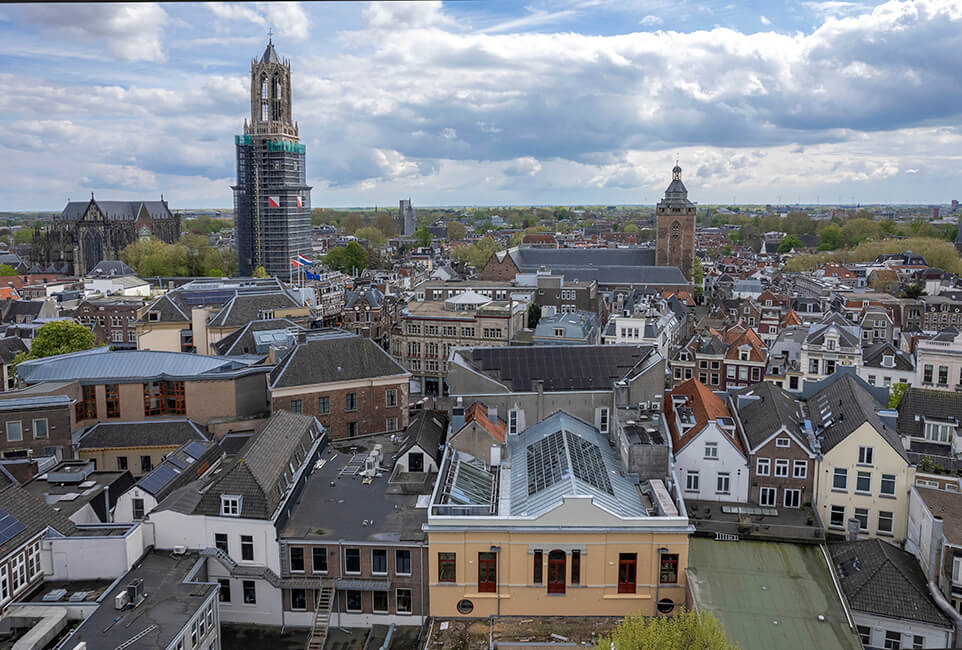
top-left (0, 395), bottom-right (73, 411)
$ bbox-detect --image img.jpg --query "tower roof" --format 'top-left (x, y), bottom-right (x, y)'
top-left (261, 41), bottom-right (281, 64)
top-left (660, 163), bottom-right (692, 207)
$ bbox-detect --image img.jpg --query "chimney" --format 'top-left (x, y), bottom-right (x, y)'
top-left (297, 330), bottom-right (307, 344)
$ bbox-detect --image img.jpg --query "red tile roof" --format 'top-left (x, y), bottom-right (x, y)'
top-left (664, 379), bottom-right (744, 455)
top-left (464, 401), bottom-right (506, 443)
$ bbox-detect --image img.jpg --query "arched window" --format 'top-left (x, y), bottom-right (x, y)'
top-left (260, 75), bottom-right (269, 121)
top-left (271, 75), bottom-right (283, 121)
top-left (671, 221), bottom-right (681, 240)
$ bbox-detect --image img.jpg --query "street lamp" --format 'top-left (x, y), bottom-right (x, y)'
top-left (490, 545), bottom-right (502, 618)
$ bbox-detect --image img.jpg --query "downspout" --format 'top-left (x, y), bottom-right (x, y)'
top-left (927, 581), bottom-right (962, 647)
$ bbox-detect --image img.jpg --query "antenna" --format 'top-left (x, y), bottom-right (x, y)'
top-left (268, 27), bottom-right (273, 44)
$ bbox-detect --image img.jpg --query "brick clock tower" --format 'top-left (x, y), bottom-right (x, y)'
top-left (655, 163), bottom-right (696, 282)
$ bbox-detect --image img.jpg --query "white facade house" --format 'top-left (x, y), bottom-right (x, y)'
top-left (916, 329), bottom-right (962, 392)
top-left (666, 379), bottom-right (750, 503)
top-left (798, 313), bottom-right (862, 389)
top-left (858, 342), bottom-right (915, 390)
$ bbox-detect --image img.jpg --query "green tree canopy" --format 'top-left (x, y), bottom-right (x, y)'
top-left (355, 227), bottom-right (386, 247)
top-left (121, 236), bottom-right (234, 278)
top-left (624, 223), bottom-right (639, 233)
top-left (324, 241), bottom-right (369, 275)
top-left (889, 382), bottom-right (909, 409)
top-left (527, 301), bottom-right (541, 329)
top-left (415, 226), bottom-right (432, 248)
top-left (252, 265), bottom-right (269, 278)
top-left (447, 222), bottom-right (466, 240)
top-left (14, 321), bottom-right (98, 372)
top-left (0, 264), bottom-right (18, 277)
top-left (817, 224), bottom-right (843, 251)
top-left (13, 228), bottom-right (33, 245)
top-left (777, 234), bottom-right (804, 253)
top-left (374, 212), bottom-right (396, 238)
top-left (597, 609), bottom-right (738, 650)
top-left (451, 236), bottom-right (502, 269)
top-left (340, 213), bottom-right (364, 234)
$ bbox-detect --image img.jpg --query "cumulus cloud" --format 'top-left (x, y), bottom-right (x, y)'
top-left (640, 15), bottom-right (662, 26)
top-left (503, 157), bottom-right (542, 177)
top-left (760, 15), bottom-right (771, 25)
top-left (208, 2), bottom-right (309, 40)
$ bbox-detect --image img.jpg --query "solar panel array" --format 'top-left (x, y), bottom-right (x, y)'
top-left (183, 441), bottom-right (208, 459)
top-left (526, 430), bottom-right (568, 496)
top-left (472, 347), bottom-right (646, 391)
top-left (565, 431), bottom-right (614, 495)
top-left (138, 464), bottom-right (181, 495)
top-left (0, 508), bottom-right (26, 546)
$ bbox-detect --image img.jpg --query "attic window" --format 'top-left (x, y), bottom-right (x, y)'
top-left (258, 310), bottom-right (275, 320)
top-left (147, 312), bottom-right (159, 321)
top-left (881, 355), bottom-right (895, 368)
top-left (775, 438), bottom-right (790, 448)
top-left (221, 495), bottom-right (242, 517)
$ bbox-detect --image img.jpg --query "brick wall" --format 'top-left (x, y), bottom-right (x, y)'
top-left (272, 380), bottom-right (408, 439)
top-left (749, 436), bottom-right (815, 507)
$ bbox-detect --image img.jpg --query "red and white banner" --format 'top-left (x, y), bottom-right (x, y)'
top-left (268, 196), bottom-right (280, 208)
top-left (295, 196), bottom-right (303, 208)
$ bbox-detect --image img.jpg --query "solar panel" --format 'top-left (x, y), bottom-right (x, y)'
top-left (139, 464), bottom-right (181, 495)
top-left (0, 508), bottom-right (26, 545)
top-left (183, 441), bottom-right (208, 459)
top-left (565, 431), bottom-right (614, 495)
top-left (526, 430), bottom-right (568, 496)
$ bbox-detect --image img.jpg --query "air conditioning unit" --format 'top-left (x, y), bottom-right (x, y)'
top-left (114, 591), bottom-right (130, 610)
top-left (638, 401), bottom-right (649, 411)
top-left (127, 578), bottom-right (144, 605)
top-left (172, 545), bottom-right (186, 556)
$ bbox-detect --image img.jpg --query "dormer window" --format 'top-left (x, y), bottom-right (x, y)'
top-left (147, 312), bottom-right (159, 321)
top-left (826, 339), bottom-right (836, 351)
top-left (881, 355), bottom-right (895, 368)
top-left (221, 495), bottom-right (242, 517)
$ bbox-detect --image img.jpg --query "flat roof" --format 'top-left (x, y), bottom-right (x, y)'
top-left (67, 550), bottom-right (217, 650)
top-left (280, 437), bottom-right (429, 543)
top-left (687, 538), bottom-right (862, 650)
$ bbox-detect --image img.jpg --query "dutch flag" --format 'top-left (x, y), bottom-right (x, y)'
top-left (296, 255), bottom-right (313, 266)
top-left (268, 196), bottom-right (280, 208)
top-left (295, 196), bottom-right (303, 208)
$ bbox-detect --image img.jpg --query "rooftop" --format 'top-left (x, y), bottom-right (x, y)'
top-left (915, 486), bottom-right (962, 546)
top-left (687, 538), bottom-right (862, 650)
top-left (77, 419), bottom-right (207, 450)
top-left (66, 550), bottom-right (218, 650)
top-left (269, 333), bottom-right (409, 389)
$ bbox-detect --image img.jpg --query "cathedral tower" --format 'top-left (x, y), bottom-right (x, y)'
top-left (655, 163), bottom-right (696, 282)
top-left (233, 39), bottom-right (312, 277)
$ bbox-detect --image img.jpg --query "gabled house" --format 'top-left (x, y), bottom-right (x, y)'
top-left (394, 410), bottom-right (447, 473)
top-left (859, 342), bottom-right (915, 390)
top-left (896, 388), bottom-right (962, 469)
top-left (799, 313), bottom-right (862, 389)
top-left (731, 382), bottom-right (817, 508)
top-left (672, 331), bottom-right (726, 389)
top-left (665, 379), bottom-right (749, 503)
top-left (722, 326), bottom-right (768, 389)
top-left (859, 306), bottom-right (894, 347)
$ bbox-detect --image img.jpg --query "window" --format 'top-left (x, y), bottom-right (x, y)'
top-left (31, 418), bottom-right (48, 439)
top-left (716, 473), bottom-right (730, 494)
top-left (75, 385), bottom-right (97, 420)
top-left (241, 535), bottom-right (254, 561)
top-left (345, 591), bottom-right (362, 612)
top-left (318, 396), bottom-right (330, 415)
top-left (792, 460), bottom-right (807, 479)
top-left (775, 437), bottom-right (790, 448)
top-left (215, 533), bottom-right (228, 554)
top-left (387, 417), bottom-right (398, 432)
top-left (508, 410), bottom-right (519, 435)
top-left (856, 471), bottom-right (871, 493)
top-left (727, 365), bottom-right (736, 379)
top-left (854, 507), bottom-right (869, 531)
top-left (478, 552), bottom-right (497, 593)
top-left (385, 389), bottom-right (398, 407)
top-left (290, 547), bottom-right (304, 572)
top-left (141, 455), bottom-right (153, 473)
top-left (704, 442), bottom-right (718, 459)
top-left (438, 552), bottom-right (456, 582)
top-left (878, 511), bottom-right (894, 535)
top-left (345, 393), bottom-right (357, 411)
top-left (218, 579), bottom-right (230, 602)
top-left (5, 421), bottom-right (21, 442)
top-left (858, 446), bottom-right (874, 465)
top-left (347, 422), bottom-right (357, 437)
top-left (912, 635), bottom-right (924, 649)
top-left (940, 365), bottom-right (949, 385)
top-left (191, 621), bottom-right (197, 646)
top-left (396, 549), bottom-right (411, 575)
top-left (756, 458), bottom-right (770, 476)
top-left (345, 548), bottom-right (361, 574)
top-left (533, 550), bottom-right (543, 584)
top-left (868, 374), bottom-right (877, 385)
top-left (760, 487), bottom-right (777, 506)
top-left (105, 384), bottom-right (120, 418)
top-left (243, 580), bottom-right (256, 604)
top-left (810, 359), bottom-right (820, 374)
top-left (774, 459), bottom-right (789, 477)
top-left (884, 630), bottom-right (902, 649)
top-left (372, 549), bottom-right (387, 575)
top-left (397, 588), bottom-right (412, 614)
top-left (290, 399), bottom-right (302, 414)
top-left (925, 422), bottom-right (952, 443)
top-left (830, 505), bottom-right (845, 527)
top-left (221, 495), bottom-right (241, 517)
top-left (699, 372), bottom-right (708, 384)
top-left (599, 408), bottom-right (609, 434)
top-left (881, 473), bottom-right (896, 496)
top-left (924, 364), bottom-right (933, 383)
top-left (784, 489), bottom-right (801, 508)
top-left (833, 468), bottom-right (847, 490)
top-left (659, 553), bottom-right (679, 584)
top-left (571, 550), bottom-right (581, 585)
top-left (618, 553), bottom-right (637, 593)
top-left (373, 590), bottom-right (388, 613)
top-left (291, 589), bottom-right (306, 610)
top-left (686, 471), bottom-right (699, 491)
top-left (132, 498), bottom-right (145, 520)
top-left (313, 547), bottom-right (327, 573)
top-left (142, 380), bottom-right (184, 416)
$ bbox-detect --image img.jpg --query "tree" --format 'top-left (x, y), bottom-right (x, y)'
top-left (13, 228), bottom-right (33, 245)
top-left (624, 223), bottom-right (639, 233)
top-left (693, 256), bottom-right (704, 287)
top-left (324, 241), bottom-right (369, 275)
top-left (841, 218), bottom-right (880, 248)
top-left (14, 321), bottom-right (98, 371)
top-left (597, 609), bottom-right (738, 650)
top-left (252, 265), bottom-right (269, 278)
top-left (374, 212), bottom-right (396, 239)
top-left (889, 382), bottom-right (909, 409)
top-left (451, 236), bottom-right (502, 269)
top-left (355, 227), bottom-right (386, 247)
top-left (777, 234), bottom-right (803, 254)
top-left (0, 264), bottom-right (17, 277)
top-left (527, 301), bottom-right (541, 329)
top-left (817, 224), bottom-right (843, 251)
top-left (447, 222), bottom-right (466, 240)
top-left (340, 213), bottom-right (364, 234)
top-left (415, 226), bottom-right (432, 248)
top-left (902, 282), bottom-right (925, 299)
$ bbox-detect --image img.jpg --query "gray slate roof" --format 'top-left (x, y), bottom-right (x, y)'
top-left (897, 388), bottom-right (962, 440)
top-left (77, 419), bottom-right (207, 450)
top-left (732, 382), bottom-right (810, 452)
top-left (0, 336), bottom-right (27, 364)
top-left (136, 440), bottom-right (224, 500)
top-left (509, 247), bottom-right (656, 270)
top-left (862, 342), bottom-right (914, 372)
top-left (157, 411), bottom-right (322, 520)
top-left (59, 200), bottom-right (172, 222)
top-left (0, 482), bottom-right (77, 555)
top-left (212, 318), bottom-right (304, 356)
top-left (395, 410), bottom-right (447, 464)
top-left (804, 373), bottom-right (908, 461)
top-left (805, 313), bottom-right (860, 348)
top-left (345, 287), bottom-right (384, 310)
top-left (208, 292), bottom-right (305, 328)
top-left (829, 539), bottom-right (951, 627)
top-left (88, 260), bottom-right (135, 277)
top-left (270, 334), bottom-right (408, 389)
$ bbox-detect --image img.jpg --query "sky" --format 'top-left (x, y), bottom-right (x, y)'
top-left (1, 0), bottom-right (961, 211)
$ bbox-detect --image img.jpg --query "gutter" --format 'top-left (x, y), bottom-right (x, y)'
top-left (820, 543), bottom-right (856, 630)
top-left (928, 581), bottom-right (962, 647)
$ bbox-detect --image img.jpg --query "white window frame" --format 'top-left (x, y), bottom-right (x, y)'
top-left (774, 459), bottom-right (789, 478)
top-left (508, 410), bottom-right (519, 435)
top-left (598, 408), bottom-right (609, 434)
top-left (759, 487), bottom-right (777, 507)
top-left (6, 421), bottom-right (22, 442)
top-left (792, 460), bottom-right (807, 479)
top-left (858, 446), bottom-right (874, 465)
top-left (716, 473), bottom-right (730, 494)
top-left (756, 458), bottom-right (770, 476)
top-left (396, 587), bottom-right (413, 614)
top-left (686, 471), bottom-right (699, 492)
top-left (704, 442), bottom-right (718, 459)
top-left (775, 437), bottom-right (790, 448)
top-left (784, 489), bottom-right (801, 508)
top-left (220, 495), bottom-right (242, 517)
top-left (32, 419), bottom-right (48, 439)
top-left (880, 473), bottom-right (896, 496)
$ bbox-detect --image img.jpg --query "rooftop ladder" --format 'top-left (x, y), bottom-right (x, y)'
top-left (306, 583), bottom-right (335, 650)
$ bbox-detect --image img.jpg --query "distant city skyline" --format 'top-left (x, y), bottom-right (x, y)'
top-left (1, 0), bottom-right (961, 211)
